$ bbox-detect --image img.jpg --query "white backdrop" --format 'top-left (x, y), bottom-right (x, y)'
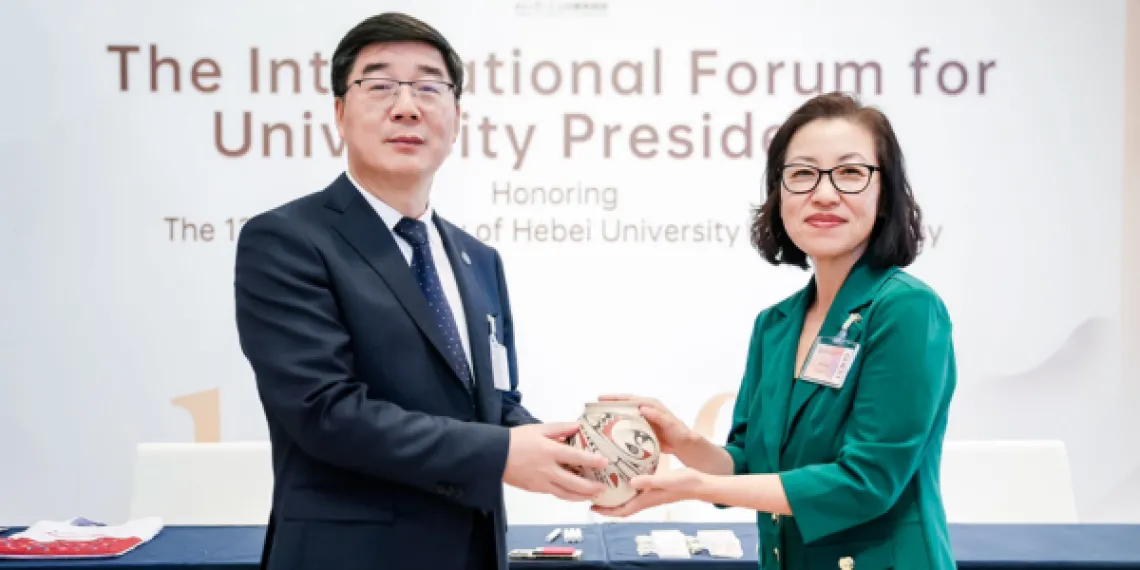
top-left (0, 0), bottom-right (1135, 524)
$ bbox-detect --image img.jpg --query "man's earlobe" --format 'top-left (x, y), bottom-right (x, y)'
top-left (334, 97), bottom-right (346, 137)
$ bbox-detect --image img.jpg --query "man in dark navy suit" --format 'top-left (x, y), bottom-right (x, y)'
top-left (233, 12), bottom-right (609, 570)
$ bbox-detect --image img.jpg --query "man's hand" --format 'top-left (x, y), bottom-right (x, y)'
top-left (503, 423), bottom-right (609, 502)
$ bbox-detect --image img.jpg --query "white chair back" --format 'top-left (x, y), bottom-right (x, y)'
top-left (129, 441), bottom-right (273, 525)
top-left (662, 500), bottom-right (756, 523)
top-left (503, 485), bottom-right (597, 524)
top-left (940, 439), bottom-right (1078, 523)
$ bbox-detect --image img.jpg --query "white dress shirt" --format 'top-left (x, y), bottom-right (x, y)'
top-left (347, 172), bottom-right (473, 373)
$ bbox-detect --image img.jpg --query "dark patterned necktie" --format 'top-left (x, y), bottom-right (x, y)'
top-left (392, 217), bottom-right (472, 387)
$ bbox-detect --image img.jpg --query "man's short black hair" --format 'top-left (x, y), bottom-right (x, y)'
top-left (331, 12), bottom-right (464, 102)
top-left (751, 91), bottom-right (924, 269)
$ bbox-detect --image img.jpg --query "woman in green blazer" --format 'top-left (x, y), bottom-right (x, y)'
top-left (595, 92), bottom-right (957, 570)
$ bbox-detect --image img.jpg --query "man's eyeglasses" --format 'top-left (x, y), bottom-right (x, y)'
top-left (780, 163), bottom-right (880, 194)
top-left (349, 78), bottom-right (455, 103)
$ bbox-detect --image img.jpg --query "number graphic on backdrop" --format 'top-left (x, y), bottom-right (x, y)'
top-left (171, 388), bottom-right (221, 442)
top-left (168, 388), bottom-right (735, 454)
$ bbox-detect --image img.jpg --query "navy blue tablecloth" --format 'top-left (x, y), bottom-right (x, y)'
top-left (951, 524), bottom-right (1140, 569)
top-left (600, 522), bottom-right (1140, 569)
top-left (4, 523), bottom-right (1140, 569)
top-left (0, 525), bottom-right (605, 570)
top-left (0, 526), bottom-right (264, 569)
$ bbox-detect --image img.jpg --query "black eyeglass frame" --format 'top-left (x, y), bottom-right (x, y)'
top-left (779, 163), bottom-right (881, 194)
top-left (348, 77), bottom-right (457, 98)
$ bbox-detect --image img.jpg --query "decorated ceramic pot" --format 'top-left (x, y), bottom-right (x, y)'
top-left (567, 401), bottom-right (661, 507)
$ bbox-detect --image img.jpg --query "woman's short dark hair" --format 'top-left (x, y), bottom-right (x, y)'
top-left (751, 91), bottom-right (924, 269)
top-left (330, 12), bottom-right (464, 102)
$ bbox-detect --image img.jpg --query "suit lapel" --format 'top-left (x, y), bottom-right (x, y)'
top-left (325, 176), bottom-right (469, 394)
top-left (434, 216), bottom-right (498, 422)
top-left (761, 291), bottom-right (806, 471)
top-left (782, 259), bottom-right (896, 442)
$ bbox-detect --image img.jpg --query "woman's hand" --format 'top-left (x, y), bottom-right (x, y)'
top-left (590, 468), bottom-right (707, 518)
top-left (597, 394), bottom-right (696, 456)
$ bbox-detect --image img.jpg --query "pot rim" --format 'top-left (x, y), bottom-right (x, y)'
top-left (584, 401), bottom-right (641, 409)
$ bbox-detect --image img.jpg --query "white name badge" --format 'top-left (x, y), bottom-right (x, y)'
top-left (799, 312), bottom-right (863, 389)
top-left (799, 336), bottom-right (860, 389)
top-left (491, 340), bottom-right (511, 391)
top-left (487, 315), bottom-right (512, 391)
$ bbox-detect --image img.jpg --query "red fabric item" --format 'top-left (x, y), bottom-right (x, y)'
top-left (0, 536), bottom-right (143, 558)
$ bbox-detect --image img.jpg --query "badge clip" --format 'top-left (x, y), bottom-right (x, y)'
top-left (835, 313), bottom-right (862, 341)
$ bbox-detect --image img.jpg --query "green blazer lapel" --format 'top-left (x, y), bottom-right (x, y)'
top-left (760, 290), bottom-right (807, 472)
top-left (783, 259), bottom-right (899, 442)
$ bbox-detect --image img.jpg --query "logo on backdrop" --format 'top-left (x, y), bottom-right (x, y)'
top-left (515, 1), bottom-right (609, 17)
